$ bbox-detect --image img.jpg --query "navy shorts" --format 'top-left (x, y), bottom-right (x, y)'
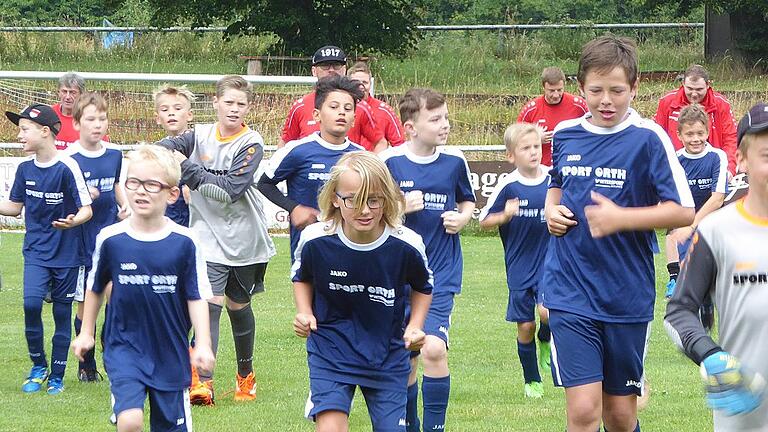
top-left (423, 291), bottom-right (454, 346)
top-left (506, 286), bottom-right (541, 323)
top-left (549, 309), bottom-right (650, 396)
top-left (206, 262), bottom-right (267, 304)
top-left (305, 377), bottom-right (406, 432)
top-left (24, 264), bottom-right (84, 303)
top-left (111, 378), bottom-right (192, 432)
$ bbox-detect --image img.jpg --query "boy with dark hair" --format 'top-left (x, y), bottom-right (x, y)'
top-left (543, 35), bottom-right (694, 432)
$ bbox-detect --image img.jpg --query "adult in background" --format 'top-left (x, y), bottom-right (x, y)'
top-left (654, 64), bottom-right (737, 174)
top-left (279, 45), bottom-right (386, 150)
top-left (517, 67), bottom-right (588, 166)
top-left (52, 72), bottom-right (85, 150)
top-left (347, 62), bottom-right (406, 152)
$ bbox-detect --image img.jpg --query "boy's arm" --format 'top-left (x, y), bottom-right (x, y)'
top-left (442, 200), bottom-right (475, 234)
top-left (0, 201), bottom-right (23, 217)
top-left (176, 142), bottom-right (263, 204)
top-left (671, 193), bottom-right (725, 243)
top-left (188, 299), bottom-right (215, 374)
top-left (404, 290), bottom-right (432, 351)
top-left (293, 281), bottom-right (316, 338)
top-left (478, 199), bottom-right (520, 229)
top-left (585, 192), bottom-right (693, 238)
top-left (256, 175), bottom-right (299, 213)
top-left (156, 131), bottom-right (196, 156)
top-left (53, 204), bottom-right (92, 229)
top-left (71, 288), bottom-right (104, 360)
top-left (544, 187), bottom-right (577, 236)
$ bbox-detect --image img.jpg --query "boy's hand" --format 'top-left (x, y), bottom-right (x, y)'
top-left (290, 205), bottom-right (319, 230)
top-left (403, 326), bottom-right (426, 351)
top-left (670, 226), bottom-right (695, 245)
top-left (88, 186), bottom-right (100, 200)
top-left (293, 313), bottom-right (317, 338)
top-left (545, 204), bottom-right (577, 236)
top-left (191, 345), bottom-right (216, 376)
top-left (404, 190), bottom-right (424, 213)
top-left (172, 151), bottom-right (187, 163)
top-left (117, 204), bottom-right (131, 220)
top-left (542, 130), bottom-right (554, 145)
top-left (71, 334), bottom-right (95, 361)
top-left (502, 198), bottom-right (520, 222)
top-left (442, 210), bottom-right (471, 234)
top-left (584, 191), bottom-right (625, 238)
top-left (52, 214), bottom-right (77, 229)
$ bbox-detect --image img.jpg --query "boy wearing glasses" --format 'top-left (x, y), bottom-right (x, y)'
top-left (278, 45), bottom-right (386, 150)
top-left (72, 145), bottom-right (215, 432)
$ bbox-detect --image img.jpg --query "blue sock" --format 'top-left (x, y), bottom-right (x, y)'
top-left (74, 315), bottom-right (97, 371)
top-left (422, 375), bottom-right (450, 431)
top-left (50, 301), bottom-right (72, 380)
top-left (23, 296), bottom-right (47, 368)
top-left (537, 322), bottom-right (551, 343)
top-left (406, 382), bottom-right (420, 432)
top-left (518, 340), bottom-right (541, 383)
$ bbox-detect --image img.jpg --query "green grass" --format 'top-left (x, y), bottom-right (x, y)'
top-left (0, 231), bottom-right (711, 431)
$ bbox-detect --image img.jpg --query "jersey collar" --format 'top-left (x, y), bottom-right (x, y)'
top-left (335, 223), bottom-right (391, 251)
top-left (678, 143), bottom-right (713, 160)
top-left (580, 108), bottom-right (639, 135)
top-left (314, 132), bottom-right (352, 151)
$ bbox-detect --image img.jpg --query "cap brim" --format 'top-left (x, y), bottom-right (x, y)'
top-left (5, 111), bottom-right (22, 126)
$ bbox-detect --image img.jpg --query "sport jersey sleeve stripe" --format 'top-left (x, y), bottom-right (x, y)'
top-left (61, 156), bottom-right (93, 207)
top-left (713, 148), bottom-right (729, 194)
top-left (639, 121), bottom-right (695, 207)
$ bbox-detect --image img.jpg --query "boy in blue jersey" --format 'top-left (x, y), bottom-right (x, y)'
top-left (257, 75), bottom-right (365, 257)
top-left (542, 36), bottom-right (694, 432)
top-left (72, 145), bottom-right (215, 432)
top-left (664, 104), bottom-right (728, 299)
top-left (292, 151), bottom-right (432, 432)
top-left (67, 92), bottom-right (127, 383)
top-left (479, 123), bottom-right (551, 399)
top-left (380, 88), bottom-right (476, 432)
top-left (1, 104), bottom-right (93, 395)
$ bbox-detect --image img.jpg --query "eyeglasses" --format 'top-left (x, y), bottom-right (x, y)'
top-left (335, 192), bottom-right (383, 210)
top-left (315, 63), bottom-right (345, 71)
top-left (124, 177), bottom-right (172, 193)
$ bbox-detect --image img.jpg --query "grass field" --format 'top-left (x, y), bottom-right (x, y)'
top-left (0, 232), bottom-right (713, 431)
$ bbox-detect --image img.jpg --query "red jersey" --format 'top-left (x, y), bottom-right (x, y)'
top-left (516, 92), bottom-right (588, 166)
top-left (281, 91), bottom-right (384, 150)
top-left (52, 103), bottom-right (110, 151)
top-left (359, 95), bottom-right (405, 150)
top-left (654, 86), bottom-right (737, 174)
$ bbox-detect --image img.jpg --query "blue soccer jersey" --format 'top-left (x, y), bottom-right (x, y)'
top-left (479, 166), bottom-right (550, 291)
top-left (66, 141), bottom-right (123, 258)
top-left (291, 222), bottom-right (433, 391)
top-left (260, 133), bottom-right (363, 254)
top-left (381, 145), bottom-right (476, 294)
top-left (677, 144), bottom-right (728, 211)
top-left (9, 155), bottom-right (92, 267)
top-left (543, 109), bottom-right (694, 322)
top-left (87, 220), bottom-right (212, 391)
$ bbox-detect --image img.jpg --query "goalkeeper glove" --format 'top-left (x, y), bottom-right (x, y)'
top-left (700, 351), bottom-right (766, 416)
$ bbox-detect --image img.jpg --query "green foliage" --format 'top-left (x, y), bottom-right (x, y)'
top-left (0, 0), bottom-right (116, 25)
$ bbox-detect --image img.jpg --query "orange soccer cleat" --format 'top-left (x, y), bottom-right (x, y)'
top-left (234, 372), bottom-right (257, 401)
top-left (189, 380), bottom-right (214, 406)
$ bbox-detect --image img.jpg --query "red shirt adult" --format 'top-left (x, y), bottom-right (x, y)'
top-left (358, 95), bottom-right (405, 150)
top-left (517, 92), bottom-right (588, 166)
top-left (654, 86), bottom-right (737, 174)
top-left (281, 91), bottom-right (384, 150)
top-left (51, 103), bottom-right (109, 151)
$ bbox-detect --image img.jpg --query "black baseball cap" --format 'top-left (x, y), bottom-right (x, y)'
top-left (737, 102), bottom-right (768, 145)
top-left (5, 104), bottom-right (61, 135)
top-left (312, 45), bottom-right (347, 66)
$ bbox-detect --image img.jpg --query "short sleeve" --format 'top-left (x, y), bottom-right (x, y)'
top-left (9, 164), bottom-right (25, 203)
top-left (87, 234), bottom-right (112, 294)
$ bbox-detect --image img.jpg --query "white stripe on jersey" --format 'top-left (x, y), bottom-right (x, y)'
top-left (60, 154), bottom-right (93, 207)
top-left (478, 166), bottom-right (549, 221)
top-left (550, 333), bottom-right (563, 386)
top-left (712, 147), bottom-right (729, 193)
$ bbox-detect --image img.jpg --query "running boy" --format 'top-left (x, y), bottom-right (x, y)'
top-left (257, 75), bottom-right (365, 257)
top-left (542, 36), bottom-right (694, 432)
top-left (71, 145), bottom-right (215, 432)
top-left (66, 92), bottom-right (127, 382)
top-left (292, 151), bottom-right (432, 431)
top-left (157, 75), bottom-right (275, 405)
top-left (479, 123), bottom-right (551, 399)
top-left (1, 104), bottom-right (92, 395)
top-left (665, 102), bottom-right (768, 432)
top-left (380, 88), bottom-right (476, 432)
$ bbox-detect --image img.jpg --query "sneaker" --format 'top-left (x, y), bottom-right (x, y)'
top-left (47, 377), bottom-right (65, 395)
top-left (189, 380), bottom-right (214, 406)
top-left (21, 366), bottom-right (49, 393)
top-left (78, 368), bottom-right (104, 383)
top-left (524, 381), bottom-right (544, 398)
top-left (189, 347), bottom-right (200, 388)
top-left (234, 372), bottom-right (257, 401)
top-left (665, 279), bottom-right (676, 299)
top-left (538, 341), bottom-right (551, 372)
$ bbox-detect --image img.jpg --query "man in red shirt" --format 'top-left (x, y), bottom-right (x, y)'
top-left (347, 62), bottom-right (405, 152)
top-left (654, 64), bottom-right (738, 174)
top-left (517, 67), bottom-right (588, 166)
top-left (279, 45), bottom-right (385, 149)
top-left (51, 72), bottom-right (85, 150)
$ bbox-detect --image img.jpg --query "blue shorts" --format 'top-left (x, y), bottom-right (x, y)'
top-left (423, 291), bottom-right (454, 346)
top-left (111, 378), bottom-right (192, 432)
top-left (506, 286), bottom-right (541, 323)
top-left (24, 264), bottom-right (84, 303)
top-left (549, 309), bottom-right (650, 396)
top-left (306, 377), bottom-right (406, 432)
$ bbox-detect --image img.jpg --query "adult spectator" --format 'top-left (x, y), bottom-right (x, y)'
top-left (52, 72), bottom-right (85, 150)
top-left (347, 62), bottom-right (405, 152)
top-left (517, 67), bottom-right (588, 166)
top-left (279, 45), bottom-right (385, 149)
top-left (654, 64), bottom-right (737, 174)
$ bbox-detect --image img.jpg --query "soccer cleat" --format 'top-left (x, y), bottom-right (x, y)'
top-left (21, 366), bottom-right (49, 393)
top-left (524, 381), bottom-right (544, 398)
top-left (189, 380), bottom-right (215, 406)
top-left (234, 372), bottom-right (257, 401)
top-left (538, 341), bottom-right (551, 372)
top-left (189, 347), bottom-right (200, 388)
top-left (665, 279), bottom-right (676, 299)
top-left (47, 377), bottom-right (65, 395)
top-left (78, 368), bottom-right (104, 383)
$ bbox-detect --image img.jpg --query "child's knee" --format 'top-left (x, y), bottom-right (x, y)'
top-left (116, 409), bottom-right (143, 432)
top-left (420, 338), bottom-right (447, 364)
top-left (568, 396), bottom-right (601, 427)
top-left (602, 400), bottom-right (637, 431)
top-left (517, 321), bottom-right (536, 342)
top-left (315, 410), bottom-right (349, 432)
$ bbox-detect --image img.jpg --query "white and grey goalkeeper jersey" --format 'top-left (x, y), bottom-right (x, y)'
top-left (158, 124), bottom-right (276, 266)
top-left (665, 201), bottom-right (768, 432)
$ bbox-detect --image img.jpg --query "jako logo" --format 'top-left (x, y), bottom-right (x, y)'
top-left (120, 262), bottom-right (138, 270)
top-left (566, 154), bottom-right (582, 162)
top-left (625, 380), bottom-right (642, 388)
top-left (400, 180), bottom-right (414, 188)
top-left (330, 270), bottom-right (347, 277)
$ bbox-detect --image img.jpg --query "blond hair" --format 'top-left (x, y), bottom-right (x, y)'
top-left (347, 61), bottom-right (371, 77)
top-left (739, 130), bottom-right (768, 154)
top-left (504, 123), bottom-right (543, 153)
top-left (72, 92), bottom-right (108, 122)
top-left (677, 104), bottom-right (709, 132)
top-left (128, 145), bottom-right (182, 187)
top-left (215, 75), bottom-right (253, 102)
top-left (317, 152), bottom-right (404, 229)
top-left (152, 84), bottom-right (196, 109)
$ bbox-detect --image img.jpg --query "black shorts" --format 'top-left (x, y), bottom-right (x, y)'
top-left (206, 262), bottom-right (267, 304)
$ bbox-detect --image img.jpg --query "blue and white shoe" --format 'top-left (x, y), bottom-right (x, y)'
top-left (47, 377), bottom-right (64, 395)
top-left (665, 279), bottom-right (676, 299)
top-left (21, 366), bottom-right (49, 393)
